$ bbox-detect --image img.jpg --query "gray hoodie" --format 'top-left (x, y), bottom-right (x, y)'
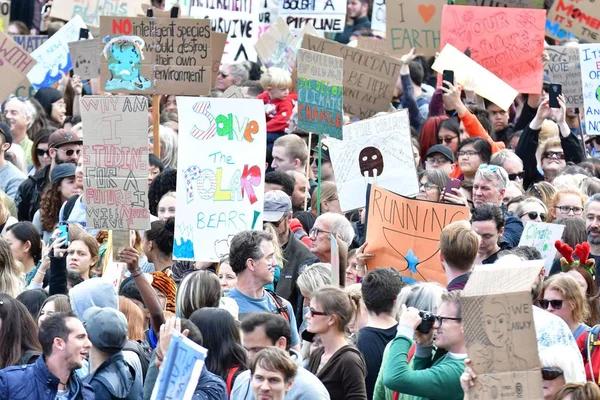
top-left (70, 279), bottom-right (118, 321)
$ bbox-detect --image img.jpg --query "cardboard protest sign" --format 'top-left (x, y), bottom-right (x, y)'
top-left (222, 86), bottom-right (245, 98)
top-left (432, 44), bottom-right (518, 111)
top-left (544, 46), bottom-right (583, 109)
top-left (99, 15), bottom-right (212, 95)
top-left (68, 39), bottom-right (101, 80)
top-left (13, 78), bottom-right (36, 99)
top-left (278, 0), bottom-right (346, 32)
top-left (462, 261), bottom-right (544, 400)
top-left (27, 15), bottom-right (87, 90)
top-left (547, 0), bottom-right (600, 43)
top-left (329, 111), bottom-right (418, 211)
top-left (11, 36), bottom-right (48, 53)
top-left (0, 32), bottom-right (37, 102)
top-left (386, 0), bottom-right (445, 57)
top-left (580, 44), bottom-right (600, 135)
top-left (440, 5), bottom-right (545, 94)
top-left (174, 97), bottom-right (267, 261)
top-left (102, 261), bottom-right (125, 293)
top-left (518, 222), bottom-right (565, 272)
top-left (296, 49), bottom-right (343, 138)
top-left (365, 185), bottom-right (470, 284)
top-left (454, 0), bottom-right (543, 7)
top-left (50, 0), bottom-right (144, 27)
top-left (371, 0), bottom-right (386, 33)
top-left (150, 330), bottom-right (208, 400)
top-left (80, 96), bottom-right (150, 230)
top-left (357, 37), bottom-right (387, 54)
top-left (211, 32), bottom-right (228, 86)
top-left (302, 35), bottom-right (401, 119)
top-left (0, 1), bottom-right (9, 32)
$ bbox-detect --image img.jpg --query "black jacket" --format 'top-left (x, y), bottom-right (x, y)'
top-left (84, 352), bottom-right (142, 400)
top-left (15, 165), bottom-right (50, 222)
top-left (275, 231), bottom-right (314, 308)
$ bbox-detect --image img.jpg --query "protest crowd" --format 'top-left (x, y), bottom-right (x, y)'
top-left (3, 0), bottom-right (600, 399)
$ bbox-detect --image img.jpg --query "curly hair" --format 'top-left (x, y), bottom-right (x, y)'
top-left (39, 180), bottom-right (64, 233)
top-left (148, 169), bottom-right (177, 216)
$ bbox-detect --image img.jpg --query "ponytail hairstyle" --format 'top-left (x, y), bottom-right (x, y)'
top-left (311, 286), bottom-right (361, 334)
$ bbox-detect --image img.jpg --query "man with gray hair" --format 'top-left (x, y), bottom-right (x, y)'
top-left (3, 95), bottom-right (35, 166)
top-left (308, 212), bottom-right (354, 264)
top-left (473, 164), bottom-right (523, 248)
top-left (585, 194), bottom-right (600, 281)
top-left (490, 149), bottom-right (524, 187)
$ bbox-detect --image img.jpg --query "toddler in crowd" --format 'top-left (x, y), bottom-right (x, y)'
top-left (257, 67), bottom-right (297, 149)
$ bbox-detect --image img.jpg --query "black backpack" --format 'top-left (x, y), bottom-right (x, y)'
top-left (122, 340), bottom-right (152, 380)
top-left (62, 194), bottom-right (80, 221)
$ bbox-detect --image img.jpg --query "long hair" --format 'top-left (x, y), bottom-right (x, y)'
top-left (39, 179), bottom-right (66, 232)
top-left (118, 296), bottom-right (145, 341)
top-left (175, 271), bottom-right (221, 318)
top-left (0, 238), bottom-right (24, 297)
top-left (542, 273), bottom-right (590, 325)
top-left (37, 294), bottom-right (71, 324)
top-left (564, 265), bottom-right (600, 326)
top-left (547, 188), bottom-right (587, 222)
top-left (311, 286), bottom-right (360, 334)
top-left (189, 307), bottom-right (248, 381)
top-left (0, 293), bottom-right (42, 369)
top-left (419, 116), bottom-right (449, 161)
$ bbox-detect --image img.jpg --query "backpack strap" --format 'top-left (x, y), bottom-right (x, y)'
top-left (62, 194), bottom-right (80, 222)
top-left (265, 289), bottom-right (291, 323)
top-left (585, 325), bottom-right (600, 384)
top-left (226, 365), bottom-right (241, 396)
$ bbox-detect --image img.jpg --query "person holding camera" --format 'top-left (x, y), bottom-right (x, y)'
top-left (382, 290), bottom-right (467, 400)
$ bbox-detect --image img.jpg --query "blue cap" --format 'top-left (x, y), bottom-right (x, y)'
top-left (51, 163), bottom-right (76, 183)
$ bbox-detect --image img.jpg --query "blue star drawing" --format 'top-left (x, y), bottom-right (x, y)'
top-left (402, 249), bottom-right (419, 284)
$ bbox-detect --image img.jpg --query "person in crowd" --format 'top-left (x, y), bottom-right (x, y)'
top-left (417, 169), bottom-right (449, 202)
top-left (335, 0), bottom-right (370, 44)
top-left (156, 191), bottom-right (176, 222)
top-left (49, 231), bottom-right (99, 287)
top-left (502, 181), bottom-right (524, 207)
top-left (346, 249), bottom-right (366, 286)
top-left (553, 382), bottom-right (600, 399)
top-left (249, 348), bottom-right (298, 400)
top-left (5, 221), bottom-right (42, 285)
top-left (412, 137), bottom-right (422, 169)
top-left (0, 293), bottom-right (43, 368)
top-left (160, 95), bottom-right (178, 114)
top-left (357, 268), bottom-right (403, 399)
top-left (471, 204), bottom-right (507, 264)
top-left (0, 122), bottom-right (26, 198)
top-left (456, 138), bottom-right (492, 182)
top-left (227, 230), bottom-right (301, 349)
top-left (257, 68), bottom-right (297, 149)
top-left (38, 294), bottom-right (72, 326)
top-left (219, 256), bottom-right (238, 295)
top-left (148, 153), bottom-right (164, 185)
top-left (311, 181), bottom-right (343, 214)
top-left (296, 262), bottom-right (331, 329)
top-left (271, 134), bottom-right (309, 174)
top-left (382, 290), bottom-right (466, 400)
top-left (82, 307), bottom-right (142, 399)
top-left (263, 190), bottom-right (314, 311)
top-left (397, 48), bottom-right (432, 128)
top-left (34, 163), bottom-right (79, 241)
top-left (16, 128), bottom-right (81, 222)
top-left (490, 149), bottom-right (525, 187)
top-left (240, 80), bottom-right (265, 98)
top-left (30, 128), bottom-right (54, 175)
top-left (148, 125), bottom-right (178, 170)
top-left (190, 308), bottom-right (248, 395)
top-left (540, 274), bottom-right (590, 339)
top-left (436, 118), bottom-right (461, 160)
top-left (118, 296), bottom-right (146, 342)
top-left (34, 88), bottom-right (66, 128)
top-left (175, 270), bottom-right (221, 318)
top-left (216, 62), bottom-right (250, 91)
top-left (16, 288), bottom-right (48, 320)
top-left (515, 197), bottom-right (548, 225)
top-left (0, 237), bottom-right (24, 298)
top-left (580, 176), bottom-right (600, 197)
top-left (233, 312), bottom-right (329, 399)
top-left (305, 286), bottom-right (367, 399)
top-left (485, 100), bottom-right (513, 144)
top-left (419, 116), bottom-right (448, 163)
top-left (585, 194), bottom-right (600, 280)
top-left (0, 312), bottom-right (93, 399)
top-left (265, 171), bottom-right (295, 197)
top-left (308, 212), bottom-right (354, 265)
top-left (310, 142), bottom-right (335, 183)
top-left (547, 188), bottom-right (586, 223)
top-left (141, 219), bottom-right (177, 308)
top-left (286, 170), bottom-right (311, 212)
top-left (440, 220), bottom-right (479, 290)
top-left (527, 181), bottom-right (558, 211)
top-left (148, 169), bottom-right (177, 217)
top-left (6, 141), bottom-right (29, 175)
top-left (3, 96), bottom-right (35, 166)
top-left (425, 144), bottom-right (456, 175)
top-left (7, 21), bottom-right (29, 35)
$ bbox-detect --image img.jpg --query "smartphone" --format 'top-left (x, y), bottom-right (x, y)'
top-left (444, 178), bottom-right (462, 196)
top-left (78, 28), bottom-right (89, 40)
top-left (549, 83), bottom-right (562, 108)
top-left (442, 70), bottom-right (454, 89)
top-left (58, 222), bottom-right (69, 249)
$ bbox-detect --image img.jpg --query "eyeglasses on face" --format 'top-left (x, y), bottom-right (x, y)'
top-left (56, 148), bottom-right (81, 157)
top-left (457, 150), bottom-right (480, 158)
top-left (554, 206), bottom-right (583, 215)
top-left (264, 216), bottom-right (286, 228)
top-left (36, 148), bottom-right (50, 157)
top-left (520, 211), bottom-right (546, 221)
top-left (438, 136), bottom-right (457, 144)
top-left (308, 307), bottom-right (328, 316)
top-left (543, 151), bottom-right (565, 160)
top-left (538, 299), bottom-right (563, 310)
top-left (219, 71), bottom-right (229, 78)
top-left (420, 181), bottom-right (438, 190)
top-left (426, 156), bottom-right (449, 165)
top-left (434, 315), bottom-right (462, 326)
top-left (541, 367), bottom-right (564, 381)
top-left (508, 172), bottom-right (524, 181)
top-left (309, 227), bottom-right (331, 239)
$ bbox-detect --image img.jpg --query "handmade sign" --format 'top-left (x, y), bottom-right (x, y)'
top-left (455, 0), bottom-right (543, 7)
top-left (386, 0), bottom-right (445, 57)
top-left (440, 4), bottom-right (545, 94)
top-left (68, 38), bottom-right (101, 80)
top-left (462, 261), bottom-right (544, 399)
top-left (150, 330), bottom-right (208, 400)
top-left (302, 35), bottom-right (402, 119)
top-left (259, 0), bottom-right (279, 37)
top-left (329, 111), bottom-right (417, 211)
top-left (544, 46), bottom-right (583, 109)
top-left (432, 44), bottom-right (518, 111)
top-left (27, 15), bottom-right (87, 90)
top-left (0, 1), bottom-right (9, 32)
top-left (365, 185), bottom-right (470, 284)
top-left (174, 97), bottom-right (267, 261)
top-left (357, 37), bottom-right (387, 54)
top-left (547, 0), bottom-right (600, 43)
top-left (579, 44), bottom-right (600, 135)
top-left (50, 0), bottom-right (145, 27)
top-left (278, 0), bottom-right (346, 32)
top-left (11, 36), bottom-right (48, 53)
top-left (518, 222), bottom-right (565, 272)
top-left (80, 96), bottom-right (150, 230)
top-left (99, 15), bottom-right (212, 95)
top-left (371, 0), bottom-right (386, 33)
top-left (211, 32), bottom-right (228, 86)
top-left (222, 86), bottom-right (245, 98)
top-left (296, 49), bottom-right (343, 138)
top-left (0, 32), bottom-right (37, 101)
top-left (102, 261), bottom-right (125, 293)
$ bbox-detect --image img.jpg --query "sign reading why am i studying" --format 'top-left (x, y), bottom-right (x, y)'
top-left (580, 44), bottom-right (600, 135)
top-left (279, 0), bottom-right (346, 32)
top-left (174, 97), bottom-right (267, 262)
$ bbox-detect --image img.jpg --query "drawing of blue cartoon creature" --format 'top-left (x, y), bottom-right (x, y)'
top-left (102, 36), bottom-right (151, 91)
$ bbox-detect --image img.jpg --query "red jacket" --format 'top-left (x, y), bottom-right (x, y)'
top-left (289, 218), bottom-right (311, 248)
top-left (577, 327), bottom-right (600, 383)
top-left (257, 91), bottom-right (297, 132)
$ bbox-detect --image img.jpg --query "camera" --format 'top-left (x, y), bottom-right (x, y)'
top-left (417, 311), bottom-right (436, 334)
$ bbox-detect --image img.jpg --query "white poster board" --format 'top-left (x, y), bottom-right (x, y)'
top-left (174, 97), bottom-right (267, 261)
top-left (371, 0), bottom-right (386, 33)
top-left (518, 222), bottom-right (565, 273)
top-left (278, 0), bottom-right (346, 32)
top-left (579, 44), bottom-right (600, 135)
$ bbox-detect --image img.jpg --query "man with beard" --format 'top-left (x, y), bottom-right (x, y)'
top-left (585, 194), bottom-right (600, 282)
top-left (334, 0), bottom-right (370, 44)
top-left (15, 129), bottom-right (82, 221)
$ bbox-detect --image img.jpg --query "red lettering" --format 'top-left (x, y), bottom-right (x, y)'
top-left (112, 19), bottom-right (132, 35)
top-left (241, 165), bottom-right (260, 205)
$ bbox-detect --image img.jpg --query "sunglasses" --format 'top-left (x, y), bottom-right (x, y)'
top-left (520, 211), bottom-right (546, 221)
top-left (56, 148), bottom-right (81, 157)
top-left (478, 164), bottom-right (500, 172)
top-left (439, 136), bottom-right (457, 144)
top-left (543, 151), bottom-right (565, 160)
top-left (219, 71), bottom-right (229, 78)
top-left (36, 149), bottom-right (50, 157)
top-left (426, 156), bottom-right (450, 165)
top-left (538, 299), bottom-right (563, 310)
top-left (508, 172), bottom-right (524, 181)
top-left (308, 307), bottom-right (327, 316)
top-left (541, 367), bottom-right (564, 381)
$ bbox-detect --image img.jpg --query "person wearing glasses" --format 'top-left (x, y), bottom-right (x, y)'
top-left (29, 128), bottom-right (54, 176)
top-left (540, 274), bottom-right (590, 339)
top-left (514, 197), bottom-right (548, 226)
top-left (424, 144), bottom-right (455, 176)
top-left (382, 290), bottom-right (467, 400)
top-left (547, 188), bottom-right (586, 223)
top-left (516, 96), bottom-right (585, 191)
top-left (456, 138), bottom-right (492, 182)
top-left (417, 169), bottom-right (449, 202)
top-left (307, 212), bottom-right (354, 266)
top-left (490, 149), bottom-right (525, 187)
top-left (215, 62), bottom-right (250, 91)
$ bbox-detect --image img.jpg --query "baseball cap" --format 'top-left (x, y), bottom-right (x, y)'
top-left (48, 128), bottom-right (82, 149)
top-left (83, 307), bottom-right (128, 354)
top-left (263, 190), bottom-right (292, 222)
top-left (426, 144), bottom-right (455, 163)
top-left (311, 142), bottom-right (330, 161)
top-left (0, 122), bottom-right (13, 145)
top-left (51, 163), bottom-right (76, 183)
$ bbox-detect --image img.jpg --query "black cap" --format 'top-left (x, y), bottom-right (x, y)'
top-left (426, 144), bottom-right (455, 163)
top-left (0, 122), bottom-right (13, 146)
top-left (311, 142), bottom-right (330, 161)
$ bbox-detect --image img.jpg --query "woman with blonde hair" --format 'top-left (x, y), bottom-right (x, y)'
top-left (0, 237), bottom-right (24, 297)
top-left (148, 125), bottom-right (178, 169)
top-left (540, 273), bottom-right (590, 338)
top-left (311, 181), bottom-right (342, 215)
top-left (547, 188), bottom-right (587, 223)
top-left (514, 197), bottom-right (548, 225)
top-left (0, 196), bottom-right (17, 236)
top-left (526, 181), bottom-right (557, 211)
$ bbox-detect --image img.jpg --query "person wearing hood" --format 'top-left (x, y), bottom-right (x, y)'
top-left (34, 87), bottom-right (66, 128)
top-left (68, 279), bottom-right (118, 319)
top-left (83, 307), bottom-right (143, 400)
